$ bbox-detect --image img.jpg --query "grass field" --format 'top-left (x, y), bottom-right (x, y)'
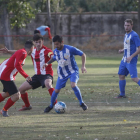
top-left (0, 54), bottom-right (140, 140)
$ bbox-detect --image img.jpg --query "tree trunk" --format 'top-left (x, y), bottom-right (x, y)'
top-left (138, 0), bottom-right (140, 36)
top-left (1, 7), bottom-right (13, 50)
top-left (54, 0), bottom-right (59, 35)
top-left (46, 0), bottom-right (52, 28)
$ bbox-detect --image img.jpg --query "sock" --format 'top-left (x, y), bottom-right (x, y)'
top-left (48, 88), bottom-right (57, 104)
top-left (50, 91), bottom-right (59, 108)
top-left (0, 94), bottom-right (5, 102)
top-left (119, 80), bottom-right (126, 96)
top-left (137, 80), bottom-right (140, 86)
top-left (72, 86), bottom-right (83, 105)
top-left (3, 98), bottom-right (15, 111)
top-left (21, 92), bottom-right (30, 107)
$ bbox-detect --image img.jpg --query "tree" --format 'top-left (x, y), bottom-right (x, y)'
top-left (0, 0), bottom-right (37, 49)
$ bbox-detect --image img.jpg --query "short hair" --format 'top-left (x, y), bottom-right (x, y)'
top-left (34, 29), bottom-right (40, 34)
top-left (47, 25), bottom-right (50, 28)
top-left (24, 40), bottom-right (34, 49)
top-left (53, 35), bottom-right (63, 43)
top-left (33, 33), bottom-right (44, 41)
top-left (124, 19), bottom-right (133, 25)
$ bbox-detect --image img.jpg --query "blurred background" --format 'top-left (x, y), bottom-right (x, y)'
top-left (0, 0), bottom-right (140, 53)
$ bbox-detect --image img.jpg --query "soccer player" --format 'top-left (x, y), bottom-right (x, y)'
top-left (43, 35), bottom-right (88, 113)
top-left (18, 33), bottom-right (57, 111)
top-left (34, 25), bottom-right (52, 39)
top-left (0, 40), bottom-right (33, 117)
top-left (117, 19), bottom-right (140, 98)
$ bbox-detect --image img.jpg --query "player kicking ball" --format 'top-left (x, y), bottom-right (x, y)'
top-left (0, 40), bottom-right (34, 117)
top-left (43, 35), bottom-right (88, 113)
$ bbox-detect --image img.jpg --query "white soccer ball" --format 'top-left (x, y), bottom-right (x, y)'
top-left (54, 101), bottom-right (67, 114)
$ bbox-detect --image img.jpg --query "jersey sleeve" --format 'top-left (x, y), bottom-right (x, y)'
top-left (14, 51), bottom-right (29, 78)
top-left (70, 47), bottom-right (83, 56)
top-left (52, 50), bottom-right (57, 61)
top-left (133, 36), bottom-right (140, 48)
top-left (45, 28), bottom-right (52, 39)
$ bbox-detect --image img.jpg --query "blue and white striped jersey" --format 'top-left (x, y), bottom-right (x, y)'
top-left (53, 45), bottom-right (83, 79)
top-left (122, 30), bottom-right (140, 63)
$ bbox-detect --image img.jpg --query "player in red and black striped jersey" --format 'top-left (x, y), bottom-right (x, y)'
top-left (18, 33), bottom-right (57, 111)
top-left (0, 40), bottom-right (34, 117)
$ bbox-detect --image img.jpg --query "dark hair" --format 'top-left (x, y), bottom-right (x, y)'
top-left (33, 33), bottom-right (44, 41)
top-left (124, 19), bottom-right (133, 25)
top-left (24, 40), bottom-right (34, 49)
top-left (53, 35), bottom-right (63, 43)
top-left (34, 30), bottom-right (40, 34)
top-left (47, 25), bottom-right (50, 28)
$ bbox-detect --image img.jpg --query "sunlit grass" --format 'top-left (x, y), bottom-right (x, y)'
top-left (0, 54), bottom-right (140, 140)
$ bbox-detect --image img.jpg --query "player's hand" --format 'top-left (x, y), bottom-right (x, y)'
top-left (26, 76), bottom-right (32, 82)
top-left (126, 56), bottom-right (132, 63)
top-left (81, 66), bottom-right (87, 73)
top-left (42, 63), bottom-right (48, 70)
top-left (0, 46), bottom-right (9, 53)
top-left (118, 49), bottom-right (124, 53)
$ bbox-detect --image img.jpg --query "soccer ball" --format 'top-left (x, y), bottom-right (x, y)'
top-left (54, 101), bottom-right (67, 114)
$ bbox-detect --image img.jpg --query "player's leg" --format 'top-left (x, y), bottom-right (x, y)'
top-left (118, 75), bottom-right (126, 97)
top-left (18, 81), bottom-right (32, 111)
top-left (128, 63), bottom-right (140, 85)
top-left (43, 75), bottom-right (57, 104)
top-left (117, 61), bottom-right (128, 98)
top-left (18, 75), bottom-right (42, 111)
top-left (44, 77), bottom-right (68, 113)
top-left (70, 73), bottom-right (88, 110)
top-left (0, 80), bottom-right (20, 117)
top-left (0, 92), bottom-right (10, 102)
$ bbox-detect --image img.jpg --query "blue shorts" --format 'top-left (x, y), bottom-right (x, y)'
top-left (118, 60), bottom-right (137, 78)
top-left (55, 73), bottom-right (79, 90)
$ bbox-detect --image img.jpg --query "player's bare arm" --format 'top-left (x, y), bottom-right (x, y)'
top-left (42, 57), bottom-right (55, 69)
top-left (118, 49), bottom-right (124, 53)
top-left (81, 53), bottom-right (87, 73)
top-left (0, 46), bottom-right (16, 54)
top-left (26, 76), bottom-right (32, 82)
top-left (126, 46), bottom-right (140, 63)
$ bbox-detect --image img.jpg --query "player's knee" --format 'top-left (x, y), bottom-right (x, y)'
top-left (45, 81), bottom-right (52, 89)
top-left (71, 83), bottom-right (77, 88)
top-left (119, 75), bottom-right (125, 80)
top-left (55, 89), bottom-right (60, 93)
top-left (12, 92), bottom-right (21, 101)
top-left (131, 78), bottom-right (138, 83)
top-left (16, 92), bottom-right (21, 100)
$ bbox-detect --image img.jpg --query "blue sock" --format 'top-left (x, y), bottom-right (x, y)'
top-left (137, 80), bottom-right (140, 86)
top-left (50, 91), bottom-right (59, 108)
top-left (119, 80), bottom-right (126, 96)
top-left (72, 86), bottom-right (83, 105)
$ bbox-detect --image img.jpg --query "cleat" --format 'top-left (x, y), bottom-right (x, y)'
top-left (18, 105), bottom-right (32, 111)
top-left (44, 106), bottom-right (53, 113)
top-left (80, 103), bottom-right (88, 111)
top-left (115, 95), bottom-right (126, 98)
top-left (1, 109), bottom-right (9, 117)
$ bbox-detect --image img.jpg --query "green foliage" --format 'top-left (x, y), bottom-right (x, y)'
top-left (0, 0), bottom-right (38, 28)
top-left (63, 0), bottom-right (138, 12)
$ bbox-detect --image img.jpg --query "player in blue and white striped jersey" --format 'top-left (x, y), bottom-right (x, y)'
top-left (43, 35), bottom-right (88, 112)
top-left (117, 19), bottom-right (140, 98)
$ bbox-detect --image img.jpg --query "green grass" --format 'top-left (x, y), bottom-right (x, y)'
top-left (0, 54), bottom-right (140, 140)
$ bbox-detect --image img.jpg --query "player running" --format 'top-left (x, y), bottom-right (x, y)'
top-left (43, 35), bottom-right (88, 113)
top-left (18, 33), bottom-right (57, 111)
top-left (34, 25), bottom-right (52, 40)
top-left (0, 40), bottom-right (33, 117)
top-left (117, 19), bottom-right (140, 98)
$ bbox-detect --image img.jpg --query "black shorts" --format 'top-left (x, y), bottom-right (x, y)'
top-left (27, 74), bottom-right (53, 90)
top-left (0, 80), bottom-right (18, 95)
